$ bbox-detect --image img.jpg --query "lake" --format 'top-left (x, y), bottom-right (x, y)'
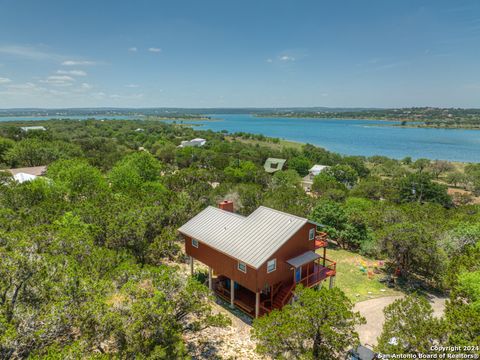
top-left (190, 114), bottom-right (480, 163)
top-left (1, 113), bottom-right (479, 162)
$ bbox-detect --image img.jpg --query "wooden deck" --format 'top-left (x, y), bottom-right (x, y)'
top-left (213, 258), bottom-right (336, 317)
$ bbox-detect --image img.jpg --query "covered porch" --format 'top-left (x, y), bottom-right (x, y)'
top-left (213, 276), bottom-right (268, 318)
top-left (286, 250), bottom-right (337, 288)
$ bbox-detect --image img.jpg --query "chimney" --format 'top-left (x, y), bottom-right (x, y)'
top-left (218, 200), bottom-right (234, 212)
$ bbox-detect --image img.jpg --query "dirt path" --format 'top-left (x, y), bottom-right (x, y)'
top-left (354, 294), bottom-right (447, 347)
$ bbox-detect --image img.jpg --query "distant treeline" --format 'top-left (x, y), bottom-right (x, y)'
top-left (259, 107), bottom-right (480, 129)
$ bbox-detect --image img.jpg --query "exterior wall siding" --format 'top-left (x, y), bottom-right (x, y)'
top-left (256, 223), bottom-right (316, 290)
top-left (184, 222), bottom-right (317, 293)
top-left (185, 235), bottom-right (258, 292)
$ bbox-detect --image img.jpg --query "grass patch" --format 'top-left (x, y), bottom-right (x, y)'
top-left (225, 136), bottom-right (304, 151)
top-left (324, 248), bottom-right (402, 302)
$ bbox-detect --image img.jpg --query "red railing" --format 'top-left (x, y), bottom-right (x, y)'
top-left (314, 233), bottom-right (329, 249)
top-left (281, 258), bottom-right (337, 307)
top-left (281, 282), bottom-right (296, 307)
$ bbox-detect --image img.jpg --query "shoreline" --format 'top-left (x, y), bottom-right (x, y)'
top-left (1, 117), bottom-right (477, 164)
top-left (254, 114), bottom-right (480, 130)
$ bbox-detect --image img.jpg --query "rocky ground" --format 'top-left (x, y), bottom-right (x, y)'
top-left (173, 257), bottom-right (265, 359)
top-left (184, 299), bottom-right (264, 360)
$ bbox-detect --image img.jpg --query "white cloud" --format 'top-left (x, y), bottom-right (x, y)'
top-left (81, 83), bottom-right (92, 89)
top-left (62, 60), bottom-right (96, 66)
top-left (40, 75), bottom-right (75, 86)
top-left (7, 82), bottom-right (37, 90)
top-left (148, 47), bottom-right (161, 53)
top-left (125, 84), bottom-right (140, 88)
top-left (128, 47), bottom-right (138, 52)
top-left (57, 69), bottom-right (87, 76)
top-left (109, 93), bottom-right (144, 99)
top-left (0, 45), bottom-right (64, 61)
top-left (0, 77), bottom-right (12, 84)
top-left (279, 55), bottom-right (295, 62)
top-left (266, 58), bottom-right (273, 63)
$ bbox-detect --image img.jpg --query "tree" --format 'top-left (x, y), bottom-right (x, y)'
top-left (378, 222), bottom-right (447, 282)
top-left (263, 169), bottom-right (312, 216)
top-left (445, 270), bottom-right (480, 347)
top-left (224, 160), bottom-right (259, 183)
top-left (310, 200), bottom-right (347, 239)
top-left (429, 160), bottom-right (454, 179)
top-left (393, 173), bottom-right (452, 207)
top-left (237, 183), bottom-right (264, 215)
top-left (288, 156), bottom-right (311, 176)
top-left (0, 137), bottom-right (15, 164)
top-left (252, 286), bottom-right (365, 360)
top-left (47, 159), bottom-right (109, 201)
top-left (376, 295), bottom-right (446, 354)
top-left (311, 172), bottom-right (346, 195)
top-left (446, 171), bottom-right (466, 188)
top-left (412, 158), bottom-right (431, 173)
top-left (4, 138), bottom-right (82, 167)
top-left (109, 151), bottom-right (162, 194)
top-left (325, 165), bottom-right (358, 188)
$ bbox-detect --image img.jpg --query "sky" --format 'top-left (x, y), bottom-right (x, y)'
top-left (0, 0), bottom-right (479, 109)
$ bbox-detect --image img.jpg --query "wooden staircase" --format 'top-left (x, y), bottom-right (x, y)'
top-left (272, 283), bottom-right (294, 309)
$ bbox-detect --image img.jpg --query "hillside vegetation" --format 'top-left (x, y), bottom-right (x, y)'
top-left (0, 119), bottom-right (478, 358)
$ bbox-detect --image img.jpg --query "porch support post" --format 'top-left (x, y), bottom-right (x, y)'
top-left (189, 256), bottom-right (194, 276)
top-left (255, 292), bottom-right (260, 318)
top-left (329, 275), bottom-right (335, 289)
top-left (230, 281), bottom-right (235, 309)
top-left (323, 248), bottom-right (326, 266)
top-left (208, 267), bottom-right (213, 291)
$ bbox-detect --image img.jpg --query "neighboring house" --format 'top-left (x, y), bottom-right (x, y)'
top-left (6, 166), bottom-right (47, 184)
top-left (263, 158), bottom-right (286, 173)
top-left (20, 126), bottom-right (47, 132)
top-left (13, 173), bottom-right (38, 183)
top-left (178, 138), bottom-right (207, 148)
top-left (302, 164), bottom-right (329, 191)
top-left (178, 201), bottom-right (336, 318)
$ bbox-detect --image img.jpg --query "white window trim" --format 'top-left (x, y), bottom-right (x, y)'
top-left (237, 261), bottom-right (247, 273)
top-left (309, 228), bottom-right (316, 241)
top-left (192, 238), bottom-right (199, 248)
top-left (267, 259), bottom-right (277, 273)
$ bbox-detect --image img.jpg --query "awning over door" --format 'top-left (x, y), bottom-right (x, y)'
top-left (286, 251), bottom-right (321, 268)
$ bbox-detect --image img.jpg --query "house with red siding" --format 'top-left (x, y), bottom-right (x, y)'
top-left (178, 200), bottom-right (336, 318)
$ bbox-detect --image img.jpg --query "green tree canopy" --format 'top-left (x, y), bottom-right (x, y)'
top-left (252, 286), bottom-right (365, 360)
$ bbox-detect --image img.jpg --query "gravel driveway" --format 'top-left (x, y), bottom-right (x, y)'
top-left (353, 294), bottom-right (446, 347)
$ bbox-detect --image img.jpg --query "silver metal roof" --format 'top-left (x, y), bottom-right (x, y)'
top-left (286, 251), bottom-right (321, 268)
top-left (178, 206), bottom-right (309, 269)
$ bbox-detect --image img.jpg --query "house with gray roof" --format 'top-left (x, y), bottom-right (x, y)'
top-left (263, 157), bottom-right (286, 173)
top-left (178, 201), bottom-right (336, 318)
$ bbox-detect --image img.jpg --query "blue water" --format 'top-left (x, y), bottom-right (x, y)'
top-left (189, 114), bottom-right (480, 163)
top-left (1, 113), bottom-right (479, 162)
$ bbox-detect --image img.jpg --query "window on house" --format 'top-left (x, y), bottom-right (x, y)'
top-left (267, 259), bottom-right (277, 273)
top-left (238, 261), bottom-right (247, 273)
top-left (271, 162), bottom-right (278, 169)
top-left (309, 228), bottom-right (315, 240)
top-left (192, 238), bottom-right (199, 248)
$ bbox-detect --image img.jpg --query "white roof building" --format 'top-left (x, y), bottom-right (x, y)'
top-left (309, 164), bottom-right (329, 176)
top-left (178, 205), bottom-right (313, 268)
top-left (178, 138), bottom-right (207, 148)
top-left (20, 126), bottom-right (47, 132)
top-left (13, 172), bottom-right (38, 183)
